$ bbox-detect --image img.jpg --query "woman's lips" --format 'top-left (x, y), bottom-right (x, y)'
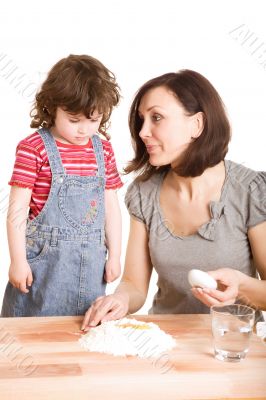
top-left (146, 145), bottom-right (159, 153)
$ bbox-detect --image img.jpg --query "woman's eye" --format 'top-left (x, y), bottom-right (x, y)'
top-left (152, 114), bottom-right (162, 122)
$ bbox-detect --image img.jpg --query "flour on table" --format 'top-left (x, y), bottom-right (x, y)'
top-left (79, 318), bottom-right (176, 358)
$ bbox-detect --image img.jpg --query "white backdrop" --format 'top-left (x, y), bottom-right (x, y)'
top-left (0, 0), bottom-right (265, 313)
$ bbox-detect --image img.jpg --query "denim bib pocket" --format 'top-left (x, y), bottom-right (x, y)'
top-left (59, 179), bottom-right (102, 229)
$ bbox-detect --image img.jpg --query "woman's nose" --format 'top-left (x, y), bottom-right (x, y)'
top-left (139, 121), bottom-right (151, 139)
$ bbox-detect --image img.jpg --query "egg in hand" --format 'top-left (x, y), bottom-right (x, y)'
top-left (188, 269), bottom-right (217, 289)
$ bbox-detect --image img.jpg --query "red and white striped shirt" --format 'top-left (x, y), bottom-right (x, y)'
top-left (9, 132), bottom-right (123, 219)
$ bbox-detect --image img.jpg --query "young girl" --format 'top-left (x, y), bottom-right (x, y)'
top-left (1, 54), bottom-right (123, 317)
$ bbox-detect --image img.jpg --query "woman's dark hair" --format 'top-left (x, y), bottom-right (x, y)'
top-left (30, 54), bottom-right (120, 139)
top-left (125, 70), bottom-right (231, 178)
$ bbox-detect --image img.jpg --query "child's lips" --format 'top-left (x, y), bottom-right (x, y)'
top-left (75, 136), bottom-right (89, 142)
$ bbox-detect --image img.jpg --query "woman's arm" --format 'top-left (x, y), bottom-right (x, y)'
top-left (81, 217), bottom-right (153, 329)
top-left (7, 186), bottom-right (33, 293)
top-left (116, 217), bottom-right (153, 313)
top-left (192, 221), bottom-right (266, 310)
top-left (238, 221), bottom-right (266, 309)
top-left (104, 189), bottom-right (122, 282)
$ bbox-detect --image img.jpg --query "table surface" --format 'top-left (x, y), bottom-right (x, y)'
top-left (0, 314), bottom-right (265, 400)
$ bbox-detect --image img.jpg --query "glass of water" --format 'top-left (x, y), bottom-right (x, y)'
top-left (211, 304), bottom-right (255, 362)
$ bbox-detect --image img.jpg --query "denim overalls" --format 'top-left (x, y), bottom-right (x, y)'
top-left (1, 128), bottom-right (107, 317)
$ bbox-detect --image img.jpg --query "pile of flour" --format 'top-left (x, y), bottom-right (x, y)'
top-left (79, 318), bottom-right (176, 358)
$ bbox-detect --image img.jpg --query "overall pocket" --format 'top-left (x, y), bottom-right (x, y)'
top-left (26, 237), bottom-right (49, 263)
top-left (59, 179), bottom-right (103, 229)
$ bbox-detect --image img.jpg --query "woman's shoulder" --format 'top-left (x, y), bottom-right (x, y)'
top-left (126, 172), bottom-right (164, 197)
top-left (226, 160), bottom-right (266, 227)
top-left (227, 160), bottom-right (266, 190)
top-left (125, 172), bottom-right (164, 222)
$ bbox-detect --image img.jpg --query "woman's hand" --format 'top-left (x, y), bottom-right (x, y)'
top-left (81, 293), bottom-right (129, 332)
top-left (9, 260), bottom-right (33, 293)
top-left (191, 268), bottom-right (242, 307)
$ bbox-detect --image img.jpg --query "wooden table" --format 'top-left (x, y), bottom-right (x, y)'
top-left (0, 314), bottom-right (265, 400)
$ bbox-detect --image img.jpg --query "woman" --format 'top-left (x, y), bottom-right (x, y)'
top-left (82, 70), bottom-right (266, 330)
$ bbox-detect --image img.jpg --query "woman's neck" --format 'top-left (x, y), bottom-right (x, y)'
top-left (167, 161), bottom-right (226, 201)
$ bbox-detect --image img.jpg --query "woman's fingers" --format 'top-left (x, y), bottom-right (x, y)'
top-left (101, 303), bottom-right (125, 322)
top-left (89, 300), bottom-right (115, 326)
top-left (191, 288), bottom-right (219, 306)
top-left (191, 286), bottom-right (237, 307)
top-left (191, 268), bottom-right (240, 307)
top-left (81, 308), bottom-right (92, 331)
top-left (81, 296), bottom-right (117, 330)
top-left (81, 295), bottom-right (128, 331)
top-left (93, 296), bottom-right (105, 303)
top-left (202, 286), bottom-right (237, 302)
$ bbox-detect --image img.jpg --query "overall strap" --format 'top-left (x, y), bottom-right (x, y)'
top-left (91, 134), bottom-right (106, 178)
top-left (37, 128), bottom-right (65, 175)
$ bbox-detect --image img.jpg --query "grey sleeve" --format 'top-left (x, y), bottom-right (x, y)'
top-left (124, 181), bottom-right (145, 223)
top-left (247, 172), bottom-right (266, 228)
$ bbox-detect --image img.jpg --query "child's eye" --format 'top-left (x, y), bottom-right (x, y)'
top-left (152, 114), bottom-right (162, 122)
top-left (69, 119), bottom-right (79, 123)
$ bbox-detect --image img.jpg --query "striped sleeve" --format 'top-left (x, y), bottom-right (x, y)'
top-left (104, 141), bottom-right (123, 190)
top-left (9, 139), bottom-right (41, 189)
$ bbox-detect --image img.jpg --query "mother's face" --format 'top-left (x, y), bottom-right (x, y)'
top-left (138, 86), bottom-right (203, 167)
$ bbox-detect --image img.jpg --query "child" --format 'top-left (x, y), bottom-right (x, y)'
top-left (1, 54), bottom-right (123, 317)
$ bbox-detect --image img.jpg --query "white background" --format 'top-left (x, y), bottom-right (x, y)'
top-left (0, 0), bottom-right (265, 313)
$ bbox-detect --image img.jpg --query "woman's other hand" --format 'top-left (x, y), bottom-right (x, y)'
top-left (191, 268), bottom-right (242, 307)
top-left (81, 293), bottom-right (129, 332)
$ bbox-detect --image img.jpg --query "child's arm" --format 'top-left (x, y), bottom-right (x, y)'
top-left (104, 189), bottom-right (122, 283)
top-left (7, 186), bottom-right (33, 293)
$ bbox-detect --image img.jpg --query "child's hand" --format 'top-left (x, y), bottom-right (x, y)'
top-left (104, 258), bottom-right (121, 283)
top-left (9, 261), bottom-right (33, 293)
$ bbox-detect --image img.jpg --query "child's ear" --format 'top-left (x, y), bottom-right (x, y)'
top-left (43, 106), bottom-right (49, 114)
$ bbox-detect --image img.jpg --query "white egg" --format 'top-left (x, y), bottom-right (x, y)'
top-left (188, 269), bottom-right (217, 289)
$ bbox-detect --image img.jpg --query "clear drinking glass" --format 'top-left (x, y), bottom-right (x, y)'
top-left (211, 304), bottom-right (255, 362)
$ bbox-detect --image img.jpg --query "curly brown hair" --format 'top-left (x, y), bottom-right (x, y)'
top-left (30, 54), bottom-right (120, 139)
top-left (125, 70), bottom-right (231, 179)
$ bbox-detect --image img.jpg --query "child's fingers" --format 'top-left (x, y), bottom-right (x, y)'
top-left (27, 270), bottom-right (33, 287)
top-left (104, 270), bottom-right (111, 283)
top-left (104, 270), bottom-right (114, 283)
top-left (19, 281), bottom-right (29, 293)
top-left (105, 271), bottom-right (121, 283)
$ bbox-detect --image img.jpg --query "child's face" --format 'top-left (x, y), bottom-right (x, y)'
top-left (51, 108), bottom-right (103, 145)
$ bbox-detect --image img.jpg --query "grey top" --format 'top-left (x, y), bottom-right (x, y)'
top-left (125, 160), bottom-right (266, 314)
